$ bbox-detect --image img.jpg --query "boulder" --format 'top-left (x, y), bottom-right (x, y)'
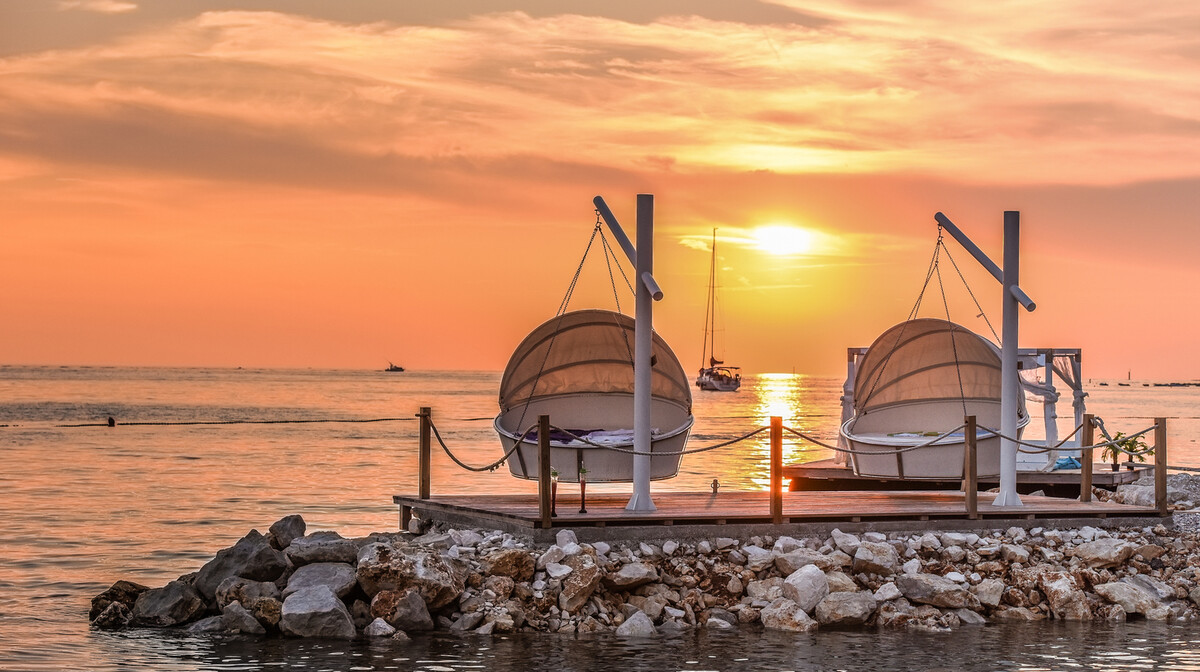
top-left (853, 542), bottom-right (899, 576)
top-left (483, 575), bottom-right (515, 601)
top-left (743, 546), bottom-right (775, 572)
top-left (90, 580), bottom-right (149, 621)
top-left (605, 563), bottom-right (659, 591)
top-left (356, 542), bottom-right (465, 609)
top-left (760, 599), bottom-right (819, 632)
top-left (825, 571), bottom-right (859, 593)
top-left (873, 582), bottom-right (902, 603)
top-left (195, 530), bottom-right (287, 600)
top-left (131, 581), bottom-right (206, 626)
top-left (1001, 544), bottom-right (1030, 564)
top-left (992, 606), bottom-right (1044, 622)
top-left (91, 601), bottom-right (133, 630)
top-left (267, 515), bottom-right (306, 550)
top-left (615, 610), bottom-right (657, 637)
top-left (279, 585), bottom-right (356, 639)
top-left (364, 617), bottom-right (397, 637)
top-left (221, 601), bottom-right (267, 635)
top-left (1094, 582), bottom-right (1160, 616)
top-left (287, 531), bottom-right (360, 566)
top-left (483, 549), bottom-right (535, 582)
top-left (1037, 572), bottom-right (1091, 621)
top-left (782, 565), bottom-right (828, 613)
top-left (747, 578), bottom-right (785, 601)
top-left (895, 573), bottom-right (973, 609)
top-left (971, 578), bottom-right (1004, 608)
top-left (215, 577), bottom-right (282, 609)
top-left (775, 549), bottom-right (836, 575)
top-left (815, 592), bottom-right (877, 626)
top-left (1127, 575), bottom-right (1174, 601)
top-left (558, 556), bottom-right (602, 613)
top-left (186, 615), bottom-right (227, 633)
top-left (953, 608), bottom-right (987, 625)
top-left (251, 597), bottom-right (282, 630)
top-left (1073, 538), bottom-right (1136, 569)
top-left (371, 589), bottom-right (434, 631)
top-left (284, 562), bottom-right (358, 600)
top-left (830, 529), bottom-right (860, 555)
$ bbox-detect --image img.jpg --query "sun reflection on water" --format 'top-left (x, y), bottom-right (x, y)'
top-left (742, 373), bottom-right (833, 490)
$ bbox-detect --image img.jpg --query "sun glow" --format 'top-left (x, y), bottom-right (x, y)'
top-left (753, 225), bottom-right (815, 256)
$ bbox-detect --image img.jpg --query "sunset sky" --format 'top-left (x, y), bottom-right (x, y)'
top-left (2, 1), bottom-right (1198, 377)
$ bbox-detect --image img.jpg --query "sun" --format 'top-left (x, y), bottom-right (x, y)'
top-left (753, 225), bottom-right (814, 256)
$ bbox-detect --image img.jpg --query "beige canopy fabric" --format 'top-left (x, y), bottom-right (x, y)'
top-left (854, 318), bottom-right (1024, 416)
top-left (499, 309), bottom-right (692, 412)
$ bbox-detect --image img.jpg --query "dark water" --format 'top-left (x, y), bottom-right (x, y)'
top-left (2, 366), bottom-right (1199, 671)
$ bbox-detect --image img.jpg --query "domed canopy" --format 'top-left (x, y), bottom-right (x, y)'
top-left (499, 309), bottom-right (692, 412)
top-left (854, 318), bottom-right (1017, 414)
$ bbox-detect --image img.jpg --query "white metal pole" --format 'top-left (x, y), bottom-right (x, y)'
top-left (994, 211), bottom-right (1023, 506)
top-left (627, 194), bottom-right (656, 511)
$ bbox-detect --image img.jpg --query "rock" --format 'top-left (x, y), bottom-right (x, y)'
top-left (484, 549), bottom-right (535, 582)
top-left (279, 585), bottom-right (356, 639)
top-left (747, 578), bottom-right (785, 601)
top-left (483, 575), bottom-right (515, 600)
top-left (267, 515), bottom-right (306, 550)
top-left (662, 540), bottom-right (679, 556)
top-left (449, 529), bottom-right (484, 548)
top-left (1094, 582), bottom-right (1160, 616)
top-left (1074, 538), bottom-right (1136, 569)
top-left (743, 546), bottom-right (775, 572)
top-left (558, 556), bottom-right (602, 613)
top-left (371, 589), bottom-right (434, 631)
top-left (222, 601), bottom-right (267, 635)
top-left (775, 549), bottom-right (836, 575)
top-left (715, 537), bottom-right (738, 550)
top-left (954, 608), bottom-right (986, 625)
top-left (131, 580), bottom-right (206, 627)
top-left (90, 580), bottom-right (149, 621)
top-left (706, 616), bottom-right (735, 629)
top-left (195, 530), bottom-right (288, 600)
top-left (782, 565), bottom-right (829, 613)
top-left (853, 542), bottom-right (899, 576)
top-left (284, 562), bottom-right (358, 600)
top-left (1127, 574), bottom-right (1174, 601)
top-left (364, 617), bottom-right (397, 637)
top-left (251, 597), bottom-right (282, 630)
top-left (941, 532), bottom-right (969, 547)
top-left (1096, 603), bottom-right (1127, 622)
top-left (475, 620), bottom-right (496, 635)
top-left (287, 531), bottom-right (359, 566)
top-left (215, 577), bottom-right (282, 609)
top-left (615, 611), bottom-right (657, 637)
top-left (993, 606), bottom-right (1044, 622)
top-left (874, 582), bottom-right (902, 602)
top-left (545, 563), bottom-right (572, 579)
top-left (451, 612), bottom-right (485, 632)
top-left (773, 536), bottom-right (803, 554)
top-left (555, 529), bottom-right (578, 546)
top-left (830, 529), bottom-right (860, 555)
top-left (760, 599), bottom-right (819, 632)
top-left (825, 571), bottom-right (859, 593)
top-left (91, 601), bottom-right (133, 630)
top-left (186, 615), bottom-right (227, 633)
top-left (1001, 544), bottom-right (1030, 564)
top-left (972, 578), bottom-right (1004, 608)
top-left (901, 559), bottom-right (922, 574)
top-left (356, 542), bottom-right (465, 609)
top-left (1190, 586), bottom-right (1200, 608)
top-left (918, 533), bottom-right (942, 550)
top-left (1037, 572), bottom-right (1090, 621)
top-left (815, 592), bottom-right (877, 626)
top-left (592, 541), bottom-right (611, 556)
top-left (895, 574), bottom-right (973, 609)
top-left (537, 546), bottom-right (565, 569)
top-left (605, 563), bottom-right (659, 591)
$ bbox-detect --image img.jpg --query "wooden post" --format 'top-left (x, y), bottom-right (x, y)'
top-left (400, 505), bottom-right (412, 532)
top-left (770, 416), bottom-right (783, 524)
top-left (964, 415), bottom-right (978, 518)
top-left (1155, 417), bottom-right (1168, 516)
top-left (1080, 413), bottom-right (1094, 503)
top-left (418, 406), bottom-right (431, 500)
top-left (538, 415), bottom-right (552, 529)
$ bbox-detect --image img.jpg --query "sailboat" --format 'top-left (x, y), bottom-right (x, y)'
top-left (696, 228), bottom-right (741, 392)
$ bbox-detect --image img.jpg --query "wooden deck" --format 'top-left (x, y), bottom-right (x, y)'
top-left (784, 459), bottom-right (1149, 498)
top-left (394, 489), bottom-right (1163, 542)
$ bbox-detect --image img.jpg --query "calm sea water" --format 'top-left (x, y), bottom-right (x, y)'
top-left (2, 366), bottom-right (1200, 671)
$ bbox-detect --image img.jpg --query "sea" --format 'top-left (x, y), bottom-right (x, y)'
top-left (3, 366), bottom-right (1200, 671)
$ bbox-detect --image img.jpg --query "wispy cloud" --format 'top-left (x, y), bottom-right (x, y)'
top-left (58, 0), bottom-right (137, 13)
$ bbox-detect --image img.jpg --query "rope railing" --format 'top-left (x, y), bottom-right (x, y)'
top-left (980, 422), bottom-right (1160, 457)
top-left (545, 425), bottom-right (769, 457)
top-left (783, 425), bottom-right (969, 456)
top-left (50, 416), bottom-right (417, 428)
top-left (428, 418), bottom-right (536, 473)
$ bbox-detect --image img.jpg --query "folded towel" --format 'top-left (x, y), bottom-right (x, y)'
top-left (1053, 456), bottom-right (1082, 471)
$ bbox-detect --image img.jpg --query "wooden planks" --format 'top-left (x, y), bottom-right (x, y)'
top-left (394, 488), bottom-right (1159, 530)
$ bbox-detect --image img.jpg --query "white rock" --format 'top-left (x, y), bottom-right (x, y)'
top-left (940, 532), bottom-right (969, 547)
top-left (715, 537), bottom-right (738, 550)
top-left (782, 565), bottom-right (829, 613)
top-left (1006, 527), bottom-right (1027, 542)
top-left (592, 541), bottom-right (611, 556)
top-left (556, 530), bottom-right (579, 547)
top-left (873, 582), bottom-right (902, 602)
top-left (545, 563), bottom-right (573, 579)
top-left (773, 536), bottom-right (803, 554)
top-left (863, 532), bottom-right (887, 543)
top-left (944, 572), bottom-right (967, 583)
top-left (616, 610), bottom-right (658, 637)
top-left (705, 616), bottom-right (735, 629)
top-left (902, 559), bottom-right (921, 575)
top-left (743, 546), bottom-right (776, 572)
top-left (561, 542), bottom-right (583, 557)
top-left (830, 529), bottom-right (860, 555)
top-left (364, 617), bottom-right (397, 637)
top-left (662, 540), bottom-right (678, 556)
top-left (538, 546), bottom-right (566, 569)
top-left (919, 533), bottom-right (942, 550)
top-left (1079, 526), bottom-right (1098, 542)
top-left (697, 541), bottom-right (713, 555)
top-left (638, 542), bottom-right (659, 557)
top-left (664, 606), bottom-right (685, 619)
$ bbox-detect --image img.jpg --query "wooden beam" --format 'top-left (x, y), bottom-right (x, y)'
top-left (538, 415), bottom-right (552, 529)
top-left (770, 416), bottom-right (783, 524)
top-left (418, 406), bottom-right (431, 500)
top-left (964, 415), bottom-right (978, 518)
top-left (1080, 413), bottom-right (1094, 503)
top-left (1156, 417), bottom-right (1168, 516)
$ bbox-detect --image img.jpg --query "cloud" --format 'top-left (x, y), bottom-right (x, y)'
top-left (57, 0), bottom-right (137, 13)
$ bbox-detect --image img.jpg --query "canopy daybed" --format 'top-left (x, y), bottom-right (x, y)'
top-left (494, 309), bottom-right (694, 482)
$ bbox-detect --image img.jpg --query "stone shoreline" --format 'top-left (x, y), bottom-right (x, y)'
top-left (92, 508), bottom-right (1200, 638)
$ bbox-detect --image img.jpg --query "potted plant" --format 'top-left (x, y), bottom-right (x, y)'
top-left (578, 466), bottom-right (588, 514)
top-left (1102, 432), bottom-right (1151, 471)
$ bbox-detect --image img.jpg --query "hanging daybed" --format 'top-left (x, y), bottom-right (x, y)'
top-left (840, 318), bottom-right (1029, 480)
top-left (494, 309), bottom-right (694, 483)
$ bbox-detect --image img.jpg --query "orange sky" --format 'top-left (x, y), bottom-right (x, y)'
top-left (1, 1), bottom-right (1199, 377)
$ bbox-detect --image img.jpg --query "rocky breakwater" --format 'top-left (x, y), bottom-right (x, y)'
top-left (92, 515), bottom-right (1200, 638)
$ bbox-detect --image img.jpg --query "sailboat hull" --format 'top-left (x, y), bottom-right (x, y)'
top-left (696, 369), bottom-right (740, 391)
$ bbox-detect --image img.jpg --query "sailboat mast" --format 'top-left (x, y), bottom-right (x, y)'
top-left (701, 228), bottom-right (717, 368)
